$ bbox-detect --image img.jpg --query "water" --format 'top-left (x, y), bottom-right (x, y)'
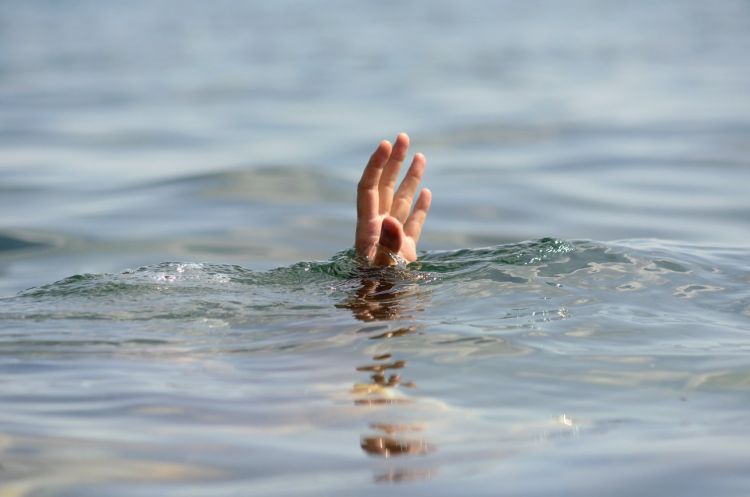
top-left (1, 0), bottom-right (750, 495)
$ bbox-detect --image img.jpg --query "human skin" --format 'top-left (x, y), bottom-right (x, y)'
top-left (355, 133), bottom-right (432, 266)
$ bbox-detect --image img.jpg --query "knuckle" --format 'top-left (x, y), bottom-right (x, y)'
top-left (357, 180), bottom-right (371, 192)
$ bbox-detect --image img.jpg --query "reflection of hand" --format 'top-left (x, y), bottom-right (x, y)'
top-left (338, 277), bottom-right (401, 321)
top-left (355, 133), bottom-right (432, 266)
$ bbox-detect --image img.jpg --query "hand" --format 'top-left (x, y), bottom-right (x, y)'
top-left (355, 133), bottom-right (432, 266)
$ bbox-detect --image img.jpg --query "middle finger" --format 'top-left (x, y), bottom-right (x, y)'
top-left (377, 133), bottom-right (409, 214)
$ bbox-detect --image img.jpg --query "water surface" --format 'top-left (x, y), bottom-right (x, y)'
top-left (1, 1), bottom-right (750, 495)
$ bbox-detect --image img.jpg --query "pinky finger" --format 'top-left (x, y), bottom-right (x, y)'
top-left (403, 188), bottom-right (432, 243)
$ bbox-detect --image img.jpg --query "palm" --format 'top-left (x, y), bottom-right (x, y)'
top-left (357, 214), bottom-right (417, 262)
top-left (355, 133), bottom-right (431, 266)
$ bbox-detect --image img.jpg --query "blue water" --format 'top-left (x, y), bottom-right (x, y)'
top-left (1, 1), bottom-right (750, 496)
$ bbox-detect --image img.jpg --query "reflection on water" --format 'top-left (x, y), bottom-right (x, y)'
top-left (336, 267), bottom-right (432, 322)
top-left (369, 326), bottom-right (419, 341)
top-left (339, 269), bottom-right (437, 481)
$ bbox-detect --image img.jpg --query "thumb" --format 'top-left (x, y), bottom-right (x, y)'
top-left (373, 216), bottom-right (403, 266)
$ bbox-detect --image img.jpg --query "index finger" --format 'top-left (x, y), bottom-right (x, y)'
top-left (357, 140), bottom-right (391, 220)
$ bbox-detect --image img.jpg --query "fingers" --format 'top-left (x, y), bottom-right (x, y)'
top-left (356, 133), bottom-right (429, 263)
top-left (390, 152), bottom-right (426, 223)
top-left (357, 140), bottom-right (392, 220)
top-left (377, 133), bottom-right (410, 215)
top-left (403, 188), bottom-right (432, 243)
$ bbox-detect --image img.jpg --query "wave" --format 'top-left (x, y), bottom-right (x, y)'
top-left (2, 238), bottom-right (746, 326)
top-left (0, 231), bottom-right (50, 253)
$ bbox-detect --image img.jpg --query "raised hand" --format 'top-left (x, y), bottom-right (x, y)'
top-left (355, 133), bottom-right (432, 266)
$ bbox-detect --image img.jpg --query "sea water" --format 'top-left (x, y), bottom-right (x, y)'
top-left (1, 241), bottom-right (749, 496)
top-left (1, 0), bottom-right (750, 496)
